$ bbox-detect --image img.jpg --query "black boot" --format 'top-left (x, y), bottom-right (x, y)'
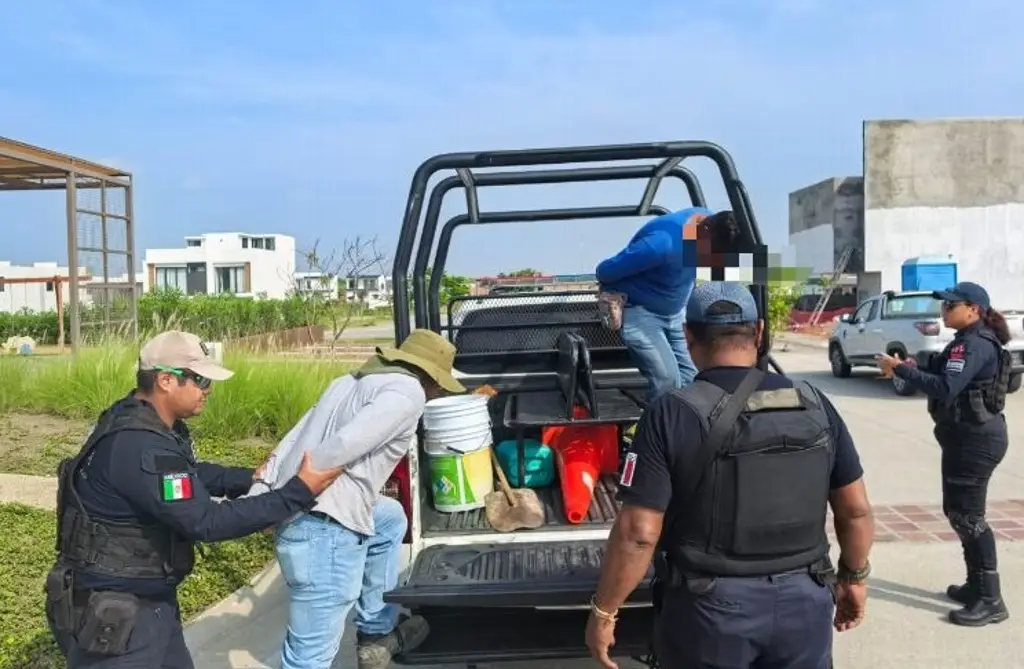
top-left (948, 571), bottom-right (1010, 627)
top-left (946, 544), bottom-right (980, 604)
top-left (356, 614), bottom-right (430, 669)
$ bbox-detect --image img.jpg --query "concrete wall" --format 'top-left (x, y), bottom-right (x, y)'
top-left (788, 177), bottom-right (865, 276)
top-left (863, 118), bottom-right (1024, 308)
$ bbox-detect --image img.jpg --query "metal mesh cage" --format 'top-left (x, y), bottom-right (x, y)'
top-left (447, 292), bottom-right (625, 355)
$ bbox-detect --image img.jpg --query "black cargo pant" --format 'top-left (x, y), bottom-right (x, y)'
top-left (654, 571), bottom-right (834, 669)
top-left (47, 592), bottom-right (194, 669)
top-left (935, 415), bottom-right (1009, 572)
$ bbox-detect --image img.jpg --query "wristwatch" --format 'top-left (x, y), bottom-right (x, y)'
top-left (837, 559), bottom-right (871, 583)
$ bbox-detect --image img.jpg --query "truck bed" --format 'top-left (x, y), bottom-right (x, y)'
top-left (421, 473), bottom-right (622, 536)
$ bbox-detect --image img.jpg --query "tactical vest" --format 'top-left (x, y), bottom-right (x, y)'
top-left (666, 380), bottom-right (834, 578)
top-left (54, 397), bottom-right (196, 584)
top-left (927, 329), bottom-right (1011, 425)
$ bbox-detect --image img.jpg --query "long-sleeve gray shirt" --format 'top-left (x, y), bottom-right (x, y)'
top-left (246, 372), bottom-right (425, 535)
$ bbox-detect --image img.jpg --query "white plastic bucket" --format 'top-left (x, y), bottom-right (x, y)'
top-left (422, 394), bottom-right (490, 431)
top-left (422, 394), bottom-right (494, 513)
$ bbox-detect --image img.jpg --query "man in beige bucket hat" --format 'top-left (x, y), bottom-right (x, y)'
top-left (45, 331), bottom-right (343, 669)
top-left (249, 328), bottom-right (463, 669)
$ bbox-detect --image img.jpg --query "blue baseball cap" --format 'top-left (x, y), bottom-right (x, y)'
top-left (932, 282), bottom-right (990, 310)
top-left (687, 282), bottom-right (759, 324)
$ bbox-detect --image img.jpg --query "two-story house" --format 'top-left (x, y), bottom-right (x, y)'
top-left (144, 233), bottom-right (296, 299)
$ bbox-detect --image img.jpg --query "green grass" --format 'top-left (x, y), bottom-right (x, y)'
top-left (0, 345), bottom-right (356, 441)
top-left (0, 345), bottom-right (358, 668)
top-left (0, 504), bottom-right (275, 669)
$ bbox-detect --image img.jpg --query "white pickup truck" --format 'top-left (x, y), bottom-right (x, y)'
top-left (828, 290), bottom-right (1024, 396)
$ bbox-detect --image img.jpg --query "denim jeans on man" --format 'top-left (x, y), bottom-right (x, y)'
top-left (276, 496), bottom-right (407, 668)
top-left (621, 304), bottom-right (697, 402)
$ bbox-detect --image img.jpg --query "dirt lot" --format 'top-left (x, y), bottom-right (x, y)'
top-left (0, 413), bottom-right (91, 477)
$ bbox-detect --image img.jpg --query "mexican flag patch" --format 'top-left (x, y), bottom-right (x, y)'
top-left (161, 473), bottom-right (193, 502)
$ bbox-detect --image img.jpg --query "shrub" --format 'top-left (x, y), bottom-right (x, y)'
top-left (767, 283), bottom-right (798, 333)
top-left (0, 345), bottom-right (355, 442)
top-left (0, 291), bottom-right (395, 346)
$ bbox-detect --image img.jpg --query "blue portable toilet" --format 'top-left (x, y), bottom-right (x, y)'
top-left (901, 256), bottom-right (958, 292)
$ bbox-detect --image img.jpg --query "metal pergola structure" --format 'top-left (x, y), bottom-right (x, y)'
top-left (0, 136), bottom-right (138, 352)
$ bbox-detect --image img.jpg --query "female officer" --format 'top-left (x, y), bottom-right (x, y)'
top-left (876, 281), bottom-right (1011, 628)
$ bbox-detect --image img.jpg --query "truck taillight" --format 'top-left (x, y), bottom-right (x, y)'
top-left (382, 455), bottom-right (412, 544)
top-left (914, 321), bottom-right (940, 336)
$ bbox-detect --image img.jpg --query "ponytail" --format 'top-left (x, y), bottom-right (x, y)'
top-left (982, 308), bottom-right (1012, 345)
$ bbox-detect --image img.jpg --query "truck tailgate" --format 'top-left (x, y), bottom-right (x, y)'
top-left (385, 540), bottom-right (653, 608)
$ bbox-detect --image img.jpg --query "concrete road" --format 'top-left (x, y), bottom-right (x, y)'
top-left (186, 346), bottom-right (1024, 668)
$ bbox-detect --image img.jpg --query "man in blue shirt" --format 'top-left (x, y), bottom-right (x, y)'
top-left (596, 207), bottom-right (713, 402)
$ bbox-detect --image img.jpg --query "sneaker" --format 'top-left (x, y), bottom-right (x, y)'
top-left (356, 615), bottom-right (430, 669)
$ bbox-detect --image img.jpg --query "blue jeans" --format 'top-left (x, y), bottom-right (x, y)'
top-left (620, 304), bottom-right (696, 403)
top-left (275, 496), bottom-right (408, 669)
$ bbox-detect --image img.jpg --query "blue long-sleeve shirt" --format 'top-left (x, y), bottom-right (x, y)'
top-left (595, 207), bottom-right (712, 316)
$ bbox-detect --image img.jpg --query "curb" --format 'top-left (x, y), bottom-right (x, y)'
top-left (0, 472), bottom-right (57, 510)
top-left (775, 335), bottom-right (829, 352)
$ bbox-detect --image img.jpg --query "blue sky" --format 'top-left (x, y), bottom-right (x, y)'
top-left (2, 0), bottom-right (1022, 277)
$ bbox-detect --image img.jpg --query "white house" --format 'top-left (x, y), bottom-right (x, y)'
top-left (0, 261), bottom-right (144, 314)
top-left (144, 233), bottom-right (296, 299)
top-left (293, 271), bottom-right (339, 298)
top-left (0, 261), bottom-right (82, 313)
top-left (345, 274), bottom-right (392, 308)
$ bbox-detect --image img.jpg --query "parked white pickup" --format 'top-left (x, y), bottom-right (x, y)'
top-left (828, 290), bottom-right (1024, 396)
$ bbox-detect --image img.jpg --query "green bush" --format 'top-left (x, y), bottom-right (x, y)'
top-left (0, 291), bottom-right (315, 346)
top-left (767, 283), bottom-right (798, 333)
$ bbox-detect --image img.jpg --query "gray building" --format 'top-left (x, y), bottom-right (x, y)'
top-left (788, 118), bottom-right (1024, 308)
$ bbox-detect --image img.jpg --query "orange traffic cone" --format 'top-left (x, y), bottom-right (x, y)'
top-left (555, 440), bottom-right (601, 524)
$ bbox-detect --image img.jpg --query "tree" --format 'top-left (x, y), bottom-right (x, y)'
top-left (291, 236), bottom-right (388, 345)
top-left (418, 266), bottom-right (473, 307)
top-left (498, 268), bottom-right (541, 278)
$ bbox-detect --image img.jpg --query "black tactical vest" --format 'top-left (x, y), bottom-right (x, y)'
top-left (55, 397), bottom-right (196, 584)
top-left (927, 329), bottom-right (1011, 425)
top-left (666, 380), bottom-right (834, 577)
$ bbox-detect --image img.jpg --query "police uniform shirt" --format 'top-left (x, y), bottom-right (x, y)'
top-left (893, 321), bottom-right (1001, 403)
top-left (72, 394), bottom-right (315, 598)
top-left (618, 367), bottom-right (864, 533)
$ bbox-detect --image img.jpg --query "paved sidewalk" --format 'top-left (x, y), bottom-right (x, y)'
top-left (0, 472), bottom-right (56, 510)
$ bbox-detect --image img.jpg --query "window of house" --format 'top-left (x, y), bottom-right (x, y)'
top-left (241, 236), bottom-right (249, 249)
top-left (155, 266), bottom-right (188, 292)
top-left (216, 266), bottom-right (248, 294)
top-left (186, 239), bottom-right (202, 247)
top-left (45, 282), bottom-right (54, 292)
top-left (252, 237), bottom-right (265, 250)
top-left (0, 280), bottom-right (4, 292)
top-left (265, 237), bottom-right (276, 251)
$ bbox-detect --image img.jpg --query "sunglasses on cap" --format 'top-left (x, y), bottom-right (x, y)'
top-left (153, 365), bottom-right (213, 390)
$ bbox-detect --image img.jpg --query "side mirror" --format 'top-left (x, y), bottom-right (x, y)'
top-left (840, 313), bottom-right (852, 323)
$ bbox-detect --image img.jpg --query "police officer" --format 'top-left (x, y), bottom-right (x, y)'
top-left (586, 282), bottom-right (875, 669)
top-left (44, 331), bottom-right (344, 668)
top-left (876, 281), bottom-right (1012, 627)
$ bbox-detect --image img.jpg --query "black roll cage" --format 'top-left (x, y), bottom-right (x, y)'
top-left (392, 141), bottom-right (775, 371)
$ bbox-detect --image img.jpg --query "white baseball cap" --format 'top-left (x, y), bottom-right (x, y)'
top-left (138, 331), bottom-right (233, 381)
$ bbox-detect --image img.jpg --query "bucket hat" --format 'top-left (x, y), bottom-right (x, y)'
top-left (378, 329), bottom-right (465, 393)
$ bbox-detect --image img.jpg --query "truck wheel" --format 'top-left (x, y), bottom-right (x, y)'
top-left (829, 344), bottom-right (851, 378)
top-left (1009, 373), bottom-right (1022, 394)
